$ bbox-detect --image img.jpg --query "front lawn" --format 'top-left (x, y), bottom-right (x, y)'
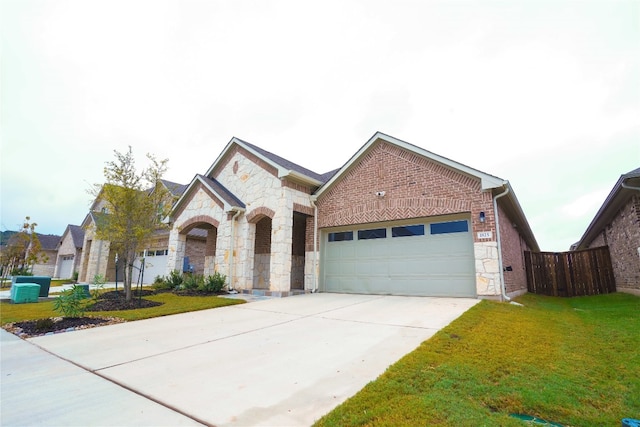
top-left (314, 293), bottom-right (640, 427)
top-left (1, 291), bottom-right (244, 325)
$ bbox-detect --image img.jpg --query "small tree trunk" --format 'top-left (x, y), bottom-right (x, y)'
top-left (125, 262), bottom-right (134, 301)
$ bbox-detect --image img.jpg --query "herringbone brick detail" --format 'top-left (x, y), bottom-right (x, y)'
top-left (316, 139), bottom-right (495, 240)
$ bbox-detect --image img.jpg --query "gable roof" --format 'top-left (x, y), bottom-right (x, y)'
top-left (68, 225), bottom-right (85, 249)
top-left (170, 174), bottom-right (246, 219)
top-left (36, 233), bottom-right (62, 251)
top-left (573, 167), bottom-right (640, 250)
top-left (313, 131), bottom-right (539, 251)
top-left (159, 179), bottom-right (189, 197)
top-left (315, 132), bottom-right (505, 198)
top-left (205, 137), bottom-right (330, 187)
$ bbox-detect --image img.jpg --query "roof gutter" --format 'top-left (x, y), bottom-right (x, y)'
top-left (621, 181), bottom-right (640, 192)
top-left (280, 170), bottom-right (323, 187)
top-left (310, 196), bottom-right (318, 292)
top-left (493, 183), bottom-right (510, 302)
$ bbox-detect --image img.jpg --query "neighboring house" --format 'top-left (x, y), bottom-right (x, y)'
top-left (30, 233), bottom-right (61, 277)
top-left (77, 179), bottom-right (206, 284)
top-left (54, 225), bottom-right (85, 279)
top-left (572, 167), bottom-right (640, 294)
top-left (166, 132), bottom-right (539, 299)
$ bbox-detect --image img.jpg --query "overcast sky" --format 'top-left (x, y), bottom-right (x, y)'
top-left (1, 0), bottom-right (638, 251)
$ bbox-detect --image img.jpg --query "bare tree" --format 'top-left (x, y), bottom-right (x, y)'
top-left (0, 217), bottom-right (46, 279)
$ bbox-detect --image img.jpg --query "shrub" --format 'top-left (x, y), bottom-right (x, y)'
top-left (166, 270), bottom-right (183, 289)
top-left (34, 318), bottom-right (55, 332)
top-left (91, 274), bottom-right (106, 301)
top-left (11, 268), bottom-right (32, 276)
top-left (72, 271), bottom-right (79, 282)
top-left (200, 272), bottom-right (227, 293)
top-left (182, 274), bottom-right (204, 290)
top-left (53, 285), bottom-right (89, 318)
top-left (152, 275), bottom-right (173, 291)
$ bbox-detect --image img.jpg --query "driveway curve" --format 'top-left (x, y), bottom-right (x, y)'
top-left (2, 293), bottom-right (478, 426)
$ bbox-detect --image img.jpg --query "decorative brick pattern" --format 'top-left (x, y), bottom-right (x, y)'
top-left (316, 139), bottom-right (503, 296)
top-left (281, 179), bottom-right (314, 194)
top-left (179, 215), bottom-right (220, 233)
top-left (316, 141), bottom-right (495, 241)
top-left (293, 203), bottom-right (314, 216)
top-left (246, 207), bottom-right (276, 223)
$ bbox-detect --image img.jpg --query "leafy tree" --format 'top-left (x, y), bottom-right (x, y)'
top-left (0, 217), bottom-right (47, 279)
top-left (90, 147), bottom-right (170, 301)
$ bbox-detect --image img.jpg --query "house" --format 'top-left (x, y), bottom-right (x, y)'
top-left (572, 167), bottom-right (640, 294)
top-left (30, 233), bottom-right (61, 277)
top-left (166, 132), bottom-right (539, 299)
top-left (53, 225), bottom-right (85, 279)
top-left (76, 179), bottom-right (206, 284)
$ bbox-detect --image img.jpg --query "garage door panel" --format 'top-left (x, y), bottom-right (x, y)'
top-left (323, 218), bottom-right (475, 297)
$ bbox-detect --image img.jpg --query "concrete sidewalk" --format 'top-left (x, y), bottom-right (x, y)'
top-left (2, 293), bottom-right (478, 426)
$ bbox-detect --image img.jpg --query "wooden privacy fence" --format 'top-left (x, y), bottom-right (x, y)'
top-left (524, 246), bottom-right (616, 297)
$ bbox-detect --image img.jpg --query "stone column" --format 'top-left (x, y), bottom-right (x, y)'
top-left (166, 228), bottom-right (187, 275)
top-left (270, 191), bottom-right (293, 293)
top-left (474, 241), bottom-right (501, 297)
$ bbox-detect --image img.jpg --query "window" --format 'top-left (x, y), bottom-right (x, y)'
top-left (328, 231), bottom-right (353, 242)
top-left (430, 220), bottom-right (469, 234)
top-left (155, 250), bottom-right (168, 256)
top-left (392, 224), bottom-right (425, 237)
top-left (357, 228), bottom-right (387, 240)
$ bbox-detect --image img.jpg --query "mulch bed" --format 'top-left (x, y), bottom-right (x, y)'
top-left (3, 287), bottom-right (229, 339)
top-left (88, 290), bottom-right (163, 311)
top-left (5, 317), bottom-right (125, 339)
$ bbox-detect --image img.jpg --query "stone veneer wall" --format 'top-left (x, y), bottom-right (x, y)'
top-left (169, 146), bottom-right (315, 293)
top-left (54, 231), bottom-right (80, 279)
top-left (587, 194), bottom-right (640, 290)
top-left (31, 249), bottom-right (57, 277)
top-left (316, 140), bottom-right (501, 297)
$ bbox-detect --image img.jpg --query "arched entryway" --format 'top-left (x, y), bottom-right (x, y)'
top-left (178, 215), bottom-right (219, 276)
top-left (253, 216), bottom-right (272, 289)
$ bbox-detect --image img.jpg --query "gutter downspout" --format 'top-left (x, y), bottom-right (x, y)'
top-left (621, 181), bottom-right (640, 192)
top-left (493, 184), bottom-right (510, 302)
top-left (310, 196), bottom-right (318, 292)
top-left (228, 209), bottom-right (243, 293)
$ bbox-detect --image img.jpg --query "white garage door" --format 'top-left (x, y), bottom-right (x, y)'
top-left (133, 250), bottom-right (168, 285)
top-left (322, 217), bottom-right (476, 297)
top-left (58, 255), bottom-right (74, 279)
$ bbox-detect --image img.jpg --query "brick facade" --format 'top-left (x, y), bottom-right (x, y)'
top-left (497, 204), bottom-right (530, 294)
top-left (80, 135), bottom-right (536, 299)
top-left (316, 140), bottom-right (505, 297)
top-left (317, 142), bottom-right (496, 238)
top-left (586, 194), bottom-right (640, 290)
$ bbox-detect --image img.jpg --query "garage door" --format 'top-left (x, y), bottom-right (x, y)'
top-left (322, 217), bottom-right (476, 297)
top-left (133, 250), bottom-right (168, 285)
top-left (58, 255), bottom-right (74, 279)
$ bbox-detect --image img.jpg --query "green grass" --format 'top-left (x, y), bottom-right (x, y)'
top-left (314, 293), bottom-right (640, 427)
top-left (0, 292), bottom-right (245, 325)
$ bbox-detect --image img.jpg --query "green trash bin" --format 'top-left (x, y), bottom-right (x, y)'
top-left (10, 283), bottom-right (41, 303)
top-left (12, 276), bottom-right (51, 297)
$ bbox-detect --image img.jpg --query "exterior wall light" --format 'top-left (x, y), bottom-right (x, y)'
top-left (479, 211), bottom-right (486, 223)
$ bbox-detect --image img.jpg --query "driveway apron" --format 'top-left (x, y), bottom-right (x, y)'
top-left (3, 293), bottom-right (478, 426)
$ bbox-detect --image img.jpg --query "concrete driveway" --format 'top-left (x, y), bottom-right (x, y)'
top-left (1, 293), bottom-right (478, 426)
